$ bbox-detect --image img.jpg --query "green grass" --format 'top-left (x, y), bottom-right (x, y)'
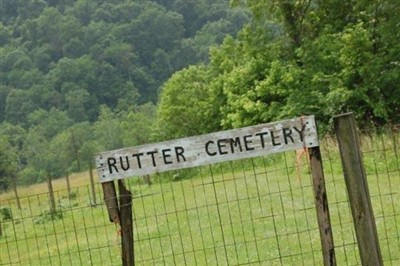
top-left (1, 133), bottom-right (399, 265)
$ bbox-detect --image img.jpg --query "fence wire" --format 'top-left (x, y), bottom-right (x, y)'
top-left (0, 185), bottom-right (121, 265)
top-left (0, 126), bottom-right (399, 265)
top-left (129, 155), bottom-right (322, 265)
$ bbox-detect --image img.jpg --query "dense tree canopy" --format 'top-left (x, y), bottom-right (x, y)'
top-left (156, 0), bottom-right (400, 138)
top-left (0, 0), bottom-right (248, 187)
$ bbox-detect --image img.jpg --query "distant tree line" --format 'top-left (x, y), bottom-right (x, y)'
top-left (0, 0), bottom-right (249, 189)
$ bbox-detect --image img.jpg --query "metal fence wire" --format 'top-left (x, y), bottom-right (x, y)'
top-left (0, 126), bottom-right (399, 265)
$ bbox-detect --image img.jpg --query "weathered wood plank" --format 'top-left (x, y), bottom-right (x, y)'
top-left (333, 112), bottom-right (383, 266)
top-left (102, 181), bottom-right (120, 224)
top-left (118, 180), bottom-right (134, 266)
top-left (309, 146), bottom-right (336, 266)
top-left (96, 116), bottom-right (319, 182)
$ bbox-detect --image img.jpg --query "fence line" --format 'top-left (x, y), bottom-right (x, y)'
top-left (1, 125), bottom-right (399, 265)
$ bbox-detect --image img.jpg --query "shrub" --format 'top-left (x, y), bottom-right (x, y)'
top-left (0, 206), bottom-right (12, 221)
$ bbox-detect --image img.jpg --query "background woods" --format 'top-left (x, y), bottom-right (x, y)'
top-left (0, 0), bottom-right (249, 188)
top-left (1, 0), bottom-right (400, 189)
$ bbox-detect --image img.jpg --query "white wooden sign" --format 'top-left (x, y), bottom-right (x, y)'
top-left (95, 116), bottom-right (319, 182)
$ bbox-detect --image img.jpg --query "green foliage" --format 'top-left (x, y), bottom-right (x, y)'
top-left (18, 166), bottom-right (45, 185)
top-left (33, 210), bottom-right (63, 224)
top-left (120, 103), bottom-right (156, 147)
top-left (156, 0), bottom-right (400, 135)
top-left (0, 135), bottom-right (18, 190)
top-left (1, 0), bottom-right (239, 124)
top-left (93, 105), bottom-right (122, 150)
top-left (0, 206), bottom-right (12, 221)
top-left (0, 0), bottom-right (242, 185)
top-left (155, 65), bottom-right (218, 140)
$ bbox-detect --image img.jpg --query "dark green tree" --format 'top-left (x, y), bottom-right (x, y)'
top-left (155, 65), bottom-right (217, 140)
top-left (0, 135), bottom-right (18, 190)
top-left (120, 103), bottom-right (156, 146)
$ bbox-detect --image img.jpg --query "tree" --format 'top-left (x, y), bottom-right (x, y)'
top-left (204, 0), bottom-right (400, 130)
top-left (120, 103), bottom-right (156, 146)
top-left (103, 42), bottom-right (135, 79)
top-left (155, 65), bottom-right (217, 140)
top-left (34, 7), bottom-right (64, 60)
top-left (5, 89), bottom-right (38, 126)
top-left (130, 3), bottom-right (185, 66)
top-left (67, 0), bottom-right (96, 26)
top-left (93, 105), bottom-right (122, 150)
top-left (0, 0), bottom-right (20, 25)
top-left (0, 23), bottom-right (12, 46)
top-left (205, 21), bottom-right (284, 129)
top-left (65, 88), bottom-right (90, 122)
top-left (0, 135), bottom-right (18, 191)
top-left (27, 107), bottom-right (73, 139)
top-left (0, 123), bottom-right (26, 188)
top-left (62, 37), bottom-right (85, 58)
top-left (21, 128), bottom-right (48, 183)
top-left (0, 85), bottom-right (11, 122)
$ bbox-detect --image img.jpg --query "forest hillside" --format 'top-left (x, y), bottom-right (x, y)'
top-left (0, 0), bottom-right (249, 188)
top-left (1, 0), bottom-right (399, 189)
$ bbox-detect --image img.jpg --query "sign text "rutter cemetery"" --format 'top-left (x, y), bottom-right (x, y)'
top-left (95, 116), bottom-right (319, 182)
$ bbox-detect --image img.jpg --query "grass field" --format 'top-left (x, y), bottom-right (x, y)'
top-left (1, 133), bottom-right (399, 265)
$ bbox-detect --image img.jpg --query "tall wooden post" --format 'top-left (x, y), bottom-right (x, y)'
top-left (309, 146), bottom-right (336, 266)
top-left (102, 180), bottom-right (134, 265)
top-left (118, 180), bottom-right (134, 266)
top-left (334, 112), bottom-right (383, 266)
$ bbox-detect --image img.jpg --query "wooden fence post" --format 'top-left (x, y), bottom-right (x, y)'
top-left (11, 176), bottom-right (21, 209)
top-left (66, 171), bottom-right (71, 198)
top-left (333, 112), bottom-right (383, 266)
top-left (309, 146), bottom-right (336, 266)
top-left (47, 173), bottom-right (56, 215)
top-left (102, 181), bottom-right (120, 224)
top-left (102, 180), bottom-right (134, 265)
top-left (89, 163), bottom-right (97, 206)
top-left (118, 180), bottom-right (134, 266)
top-left (143, 174), bottom-right (151, 186)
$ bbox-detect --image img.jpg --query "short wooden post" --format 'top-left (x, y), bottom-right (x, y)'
top-left (102, 180), bottom-right (134, 265)
top-left (47, 173), bottom-right (56, 215)
top-left (118, 180), bottom-right (134, 266)
top-left (309, 146), bottom-right (336, 266)
top-left (333, 112), bottom-right (383, 266)
top-left (89, 163), bottom-right (97, 206)
top-left (143, 174), bottom-right (151, 186)
top-left (65, 171), bottom-right (71, 198)
top-left (70, 129), bottom-right (81, 171)
top-left (102, 181), bottom-right (120, 224)
top-left (11, 176), bottom-right (21, 209)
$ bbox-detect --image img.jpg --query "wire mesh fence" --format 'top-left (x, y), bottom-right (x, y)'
top-left (0, 185), bottom-right (121, 265)
top-left (321, 125), bottom-right (400, 265)
top-left (0, 125), bottom-right (399, 265)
